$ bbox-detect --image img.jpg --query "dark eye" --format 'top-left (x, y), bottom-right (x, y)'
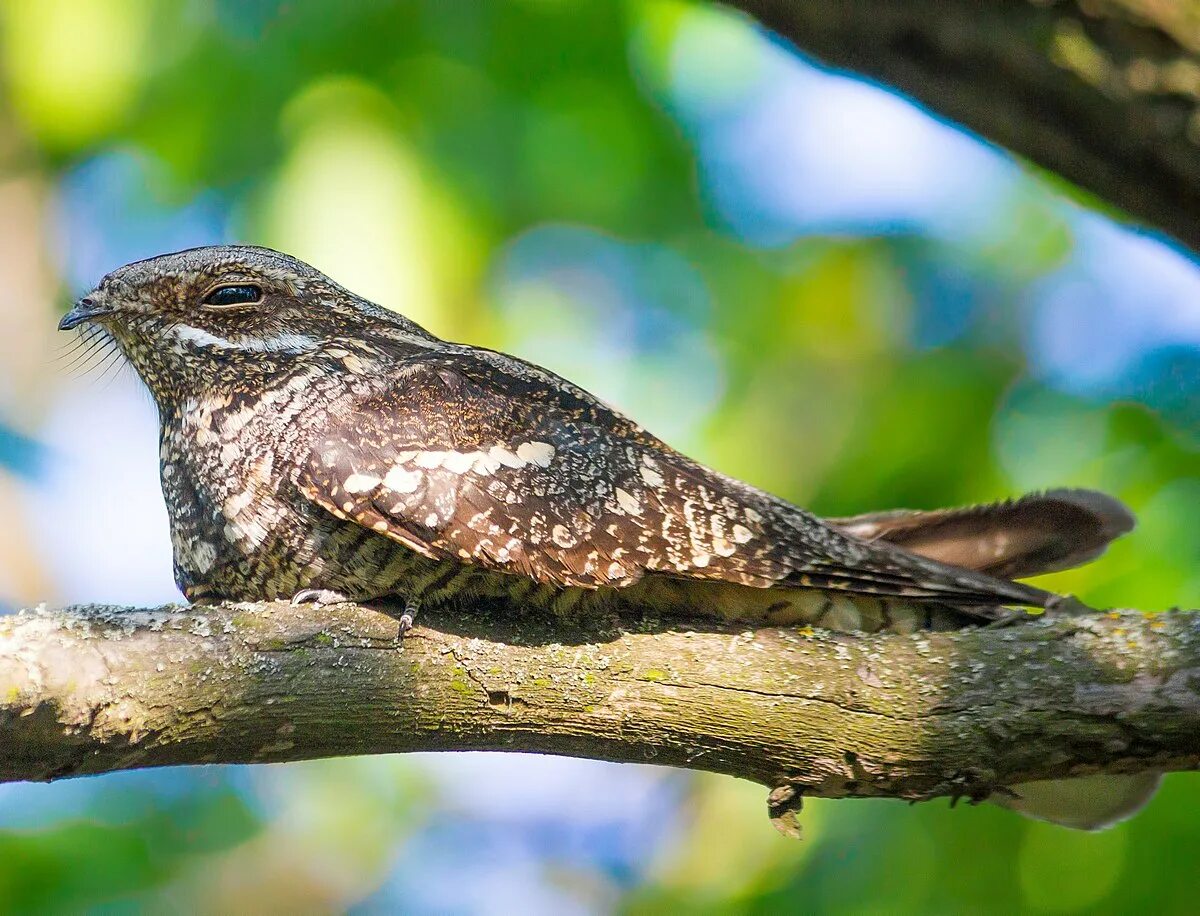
top-left (203, 284), bottom-right (263, 307)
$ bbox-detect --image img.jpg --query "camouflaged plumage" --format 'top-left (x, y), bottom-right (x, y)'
top-left (59, 245), bottom-right (1135, 635)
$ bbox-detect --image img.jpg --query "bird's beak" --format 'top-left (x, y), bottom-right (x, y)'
top-left (58, 293), bottom-right (115, 331)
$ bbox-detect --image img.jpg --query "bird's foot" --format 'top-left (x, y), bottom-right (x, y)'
top-left (397, 597), bottom-right (420, 637)
top-left (290, 588), bottom-right (351, 607)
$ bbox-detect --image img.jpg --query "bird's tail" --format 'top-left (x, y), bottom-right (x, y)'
top-left (832, 488), bottom-right (1158, 830)
top-left (828, 488), bottom-right (1135, 581)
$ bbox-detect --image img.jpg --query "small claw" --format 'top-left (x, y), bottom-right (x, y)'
top-left (291, 588), bottom-right (350, 607)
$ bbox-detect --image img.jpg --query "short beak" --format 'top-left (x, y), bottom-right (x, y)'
top-left (58, 293), bottom-right (115, 331)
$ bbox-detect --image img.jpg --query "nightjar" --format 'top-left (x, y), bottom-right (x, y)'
top-left (57, 244), bottom-right (1156, 830)
top-left (58, 245), bottom-right (1135, 636)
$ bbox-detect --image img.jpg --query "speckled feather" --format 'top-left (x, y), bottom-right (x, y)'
top-left (64, 245), bottom-right (1101, 636)
top-left (298, 352), bottom-right (1048, 606)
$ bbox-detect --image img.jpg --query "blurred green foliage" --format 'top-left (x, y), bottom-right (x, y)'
top-left (0, 787), bottom-right (256, 911)
top-left (0, 0), bottom-right (1196, 912)
top-left (630, 774), bottom-right (1200, 914)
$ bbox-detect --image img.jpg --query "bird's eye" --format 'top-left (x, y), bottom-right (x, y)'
top-left (203, 284), bottom-right (263, 308)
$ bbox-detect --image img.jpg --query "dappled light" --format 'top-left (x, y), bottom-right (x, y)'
top-left (0, 1), bottom-right (1195, 912)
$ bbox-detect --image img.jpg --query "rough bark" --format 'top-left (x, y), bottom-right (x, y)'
top-left (2, 601), bottom-right (1198, 827)
top-left (725, 0), bottom-right (1200, 253)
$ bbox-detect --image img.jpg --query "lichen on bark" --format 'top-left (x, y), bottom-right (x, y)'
top-left (1, 601), bottom-right (1197, 822)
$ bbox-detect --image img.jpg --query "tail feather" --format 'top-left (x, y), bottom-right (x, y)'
top-left (831, 488), bottom-right (1157, 830)
top-left (828, 488), bottom-right (1134, 580)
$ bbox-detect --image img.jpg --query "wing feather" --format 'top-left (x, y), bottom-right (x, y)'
top-left (298, 352), bottom-right (1052, 610)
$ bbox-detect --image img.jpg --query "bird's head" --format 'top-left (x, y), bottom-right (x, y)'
top-left (59, 245), bottom-right (432, 400)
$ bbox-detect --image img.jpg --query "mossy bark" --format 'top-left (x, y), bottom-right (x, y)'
top-left (1, 602), bottom-right (1198, 822)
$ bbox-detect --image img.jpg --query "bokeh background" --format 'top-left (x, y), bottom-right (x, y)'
top-left (0, 0), bottom-right (1197, 912)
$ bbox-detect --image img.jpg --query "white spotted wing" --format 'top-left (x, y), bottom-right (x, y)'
top-left (298, 352), bottom-right (1052, 608)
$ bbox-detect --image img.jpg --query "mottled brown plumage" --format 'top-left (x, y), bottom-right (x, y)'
top-left (58, 246), bottom-right (1133, 635)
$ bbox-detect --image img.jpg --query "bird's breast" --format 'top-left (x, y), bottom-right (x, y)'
top-left (160, 367), bottom-right (364, 599)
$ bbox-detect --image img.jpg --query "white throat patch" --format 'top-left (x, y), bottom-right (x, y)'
top-left (166, 324), bottom-right (319, 355)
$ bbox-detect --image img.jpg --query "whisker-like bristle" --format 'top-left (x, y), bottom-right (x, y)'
top-left (56, 333), bottom-right (92, 360)
top-left (94, 346), bottom-right (128, 389)
top-left (64, 327), bottom-right (123, 381)
top-left (56, 326), bottom-right (103, 361)
top-left (68, 340), bottom-right (112, 375)
top-left (64, 347), bottom-right (105, 376)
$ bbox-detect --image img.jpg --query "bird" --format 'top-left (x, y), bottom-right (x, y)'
top-left (58, 244), bottom-right (1155, 827)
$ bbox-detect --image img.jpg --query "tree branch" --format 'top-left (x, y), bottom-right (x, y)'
top-left (3, 601), bottom-right (1198, 825)
top-left (724, 0), bottom-right (1200, 253)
